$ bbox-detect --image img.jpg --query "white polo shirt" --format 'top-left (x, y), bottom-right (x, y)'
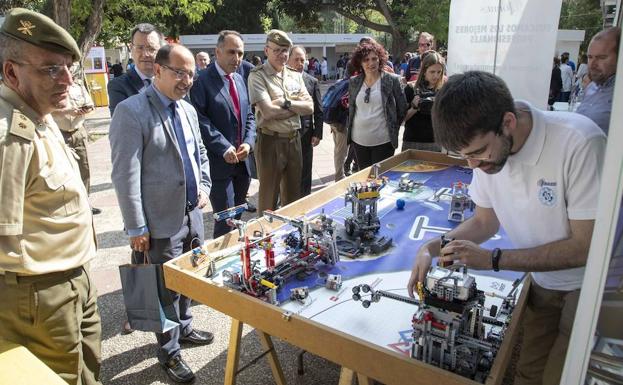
top-left (469, 101), bottom-right (606, 291)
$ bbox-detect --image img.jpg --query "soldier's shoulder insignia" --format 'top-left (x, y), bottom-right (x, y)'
top-left (9, 110), bottom-right (35, 141)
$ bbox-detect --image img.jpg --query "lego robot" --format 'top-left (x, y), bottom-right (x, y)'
top-left (448, 182), bottom-right (474, 223)
top-left (339, 180), bottom-right (392, 257)
top-left (352, 265), bottom-right (521, 382)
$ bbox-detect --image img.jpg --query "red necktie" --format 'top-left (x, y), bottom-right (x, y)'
top-left (226, 73), bottom-right (242, 146)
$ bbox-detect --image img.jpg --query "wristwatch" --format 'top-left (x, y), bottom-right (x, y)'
top-left (281, 99), bottom-right (292, 110)
top-left (491, 248), bottom-right (502, 272)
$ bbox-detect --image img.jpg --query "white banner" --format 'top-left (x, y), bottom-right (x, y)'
top-left (447, 0), bottom-right (562, 109)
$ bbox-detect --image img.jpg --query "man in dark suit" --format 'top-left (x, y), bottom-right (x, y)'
top-left (287, 45), bottom-right (323, 196)
top-left (107, 23), bottom-right (164, 115)
top-left (110, 44), bottom-right (213, 383)
top-left (190, 31), bottom-right (256, 238)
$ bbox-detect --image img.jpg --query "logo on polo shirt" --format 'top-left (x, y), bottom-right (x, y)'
top-left (537, 179), bottom-right (557, 206)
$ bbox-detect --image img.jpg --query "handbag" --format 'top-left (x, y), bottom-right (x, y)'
top-left (118, 250), bottom-right (180, 333)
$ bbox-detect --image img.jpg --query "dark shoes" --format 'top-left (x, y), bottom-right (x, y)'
top-left (245, 201), bottom-right (257, 213)
top-left (91, 207), bottom-right (102, 215)
top-left (162, 355), bottom-right (195, 383)
top-left (121, 321), bottom-right (134, 335)
top-left (180, 330), bottom-right (214, 345)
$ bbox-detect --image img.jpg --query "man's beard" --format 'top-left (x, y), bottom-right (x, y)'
top-left (479, 134), bottom-right (513, 174)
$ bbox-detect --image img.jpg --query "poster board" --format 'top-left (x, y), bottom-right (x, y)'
top-left (83, 46), bottom-right (107, 74)
top-left (447, 0), bottom-right (562, 109)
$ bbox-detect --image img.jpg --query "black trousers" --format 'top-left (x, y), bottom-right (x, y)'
top-left (147, 207), bottom-right (204, 364)
top-left (353, 141), bottom-right (395, 171)
top-left (300, 128), bottom-right (314, 197)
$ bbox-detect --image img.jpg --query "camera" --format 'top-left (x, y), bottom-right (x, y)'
top-left (417, 90), bottom-right (436, 115)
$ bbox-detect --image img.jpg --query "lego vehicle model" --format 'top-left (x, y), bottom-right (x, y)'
top-left (220, 211), bottom-right (339, 305)
top-left (397, 173), bottom-right (424, 192)
top-left (352, 264), bottom-right (521, 382)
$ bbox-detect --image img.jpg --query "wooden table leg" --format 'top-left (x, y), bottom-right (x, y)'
top-left (356, 373), bottom-right (372, 385)
top-left (224, 318), bottom-right (244, 385)
top-left (257, 330), bottom-right (287, 385)
top-left (338, 367), bottom-right (354, 385)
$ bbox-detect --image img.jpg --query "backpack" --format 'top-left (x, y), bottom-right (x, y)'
top-left (322, 79), bottom-right (349, 126)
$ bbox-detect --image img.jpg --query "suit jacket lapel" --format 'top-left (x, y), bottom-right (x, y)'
top-left (380, 72), bottom-right (390, 99)
top-left (234, 74), bottom-right (247, 125)
top-left (178, 102), bottom-right (201, 167)
top-left (145, 86), bottom-right (178, 152)
top-left (129, 68), bottom-right (145, 94)
top-left (351, 75), bottom-right (364, 105)
top-left (210, 66), bottom-right (237, 118)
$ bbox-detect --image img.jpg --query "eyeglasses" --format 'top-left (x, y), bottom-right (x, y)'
top-left (419, 42), bottom-right (432, 48)
top-left (12, 61), bottom-right (79, 80)
top-left (447, 147), bottom-right (492, 162)
top-left (364, 87), bottom-right (371, 103)
top-left (161, 64), bottom-right (194, 80)
top-left (266, 45), bottom-right (289, 55)
top-left (132, 44), bottom-right (159, 55)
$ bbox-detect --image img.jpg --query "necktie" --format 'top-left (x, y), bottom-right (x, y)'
top-left (169, 102), bottom-right (198, 208)
top-left (226, 73), bottom-right (242, 146)
top-left (144, 78), bottom-right (151, 87)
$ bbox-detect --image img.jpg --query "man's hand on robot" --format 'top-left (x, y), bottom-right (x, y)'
top-left (439, 240), bottom-right (491, 270)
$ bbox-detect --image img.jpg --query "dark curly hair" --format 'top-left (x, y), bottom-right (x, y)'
top-left (350, 40), bottom-right (388, 74)
top-left (432, 71), bottom-right (516, 152)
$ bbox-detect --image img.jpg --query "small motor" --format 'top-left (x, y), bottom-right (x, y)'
top-left (438, 234), bottom-right (455, 268)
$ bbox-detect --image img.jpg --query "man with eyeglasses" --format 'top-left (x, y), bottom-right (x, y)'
top-left (190, 30), bottom-right (256, 238)
top-left (248, 29), bottom-right (313, 213)
top-left (110, 44), bottom-right (212, 383)
top-left (107, 23), bottom-right (164, 115)
top-left (405, 31), bottom-right (435, 82)
top-left (407, 71), bottom-right (606, 385)
top-left (0, 8), bottom-right (102, 384)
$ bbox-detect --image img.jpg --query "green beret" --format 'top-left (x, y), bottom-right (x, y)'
top-left (266, 29), bottom-right (292, 47)
top-left (1, 8), bottom-right (81, 61)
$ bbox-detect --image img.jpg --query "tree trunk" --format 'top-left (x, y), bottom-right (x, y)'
top-left (77, 0), bottom-right (105, 60)
top-left (391, 29), bottom-right (407, 63)
top-left (52, 0), bottom-right (71, 29)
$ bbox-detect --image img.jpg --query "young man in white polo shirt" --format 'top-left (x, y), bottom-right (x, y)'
top-left (406, 71), bottom-right (606, 385)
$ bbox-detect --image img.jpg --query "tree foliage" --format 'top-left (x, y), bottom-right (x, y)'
top-left (274, 0), bottom-right (450, 58)
top-left (96, 0), bottom-right (216, 45)
top-left (178, 0), bottom-right (268, 34)
top-left (559, 0), bottom-right (603, 53)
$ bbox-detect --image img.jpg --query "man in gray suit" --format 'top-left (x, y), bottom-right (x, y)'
top-left (110, 44), bottom-right (212, 383)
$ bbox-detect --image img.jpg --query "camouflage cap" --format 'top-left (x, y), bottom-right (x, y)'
top-left (1, 8), bottom-right (81, 61)
top-left (266, 29), bottom-right (292, 47)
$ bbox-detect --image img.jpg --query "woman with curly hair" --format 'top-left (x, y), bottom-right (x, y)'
top-left (402, 50), bottom-right (446, 152)
top-left (347, 40), bottom-right (407, 169)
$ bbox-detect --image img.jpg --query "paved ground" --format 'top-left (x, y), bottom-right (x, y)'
top-left (84, 82), bottom-right (346, 385)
